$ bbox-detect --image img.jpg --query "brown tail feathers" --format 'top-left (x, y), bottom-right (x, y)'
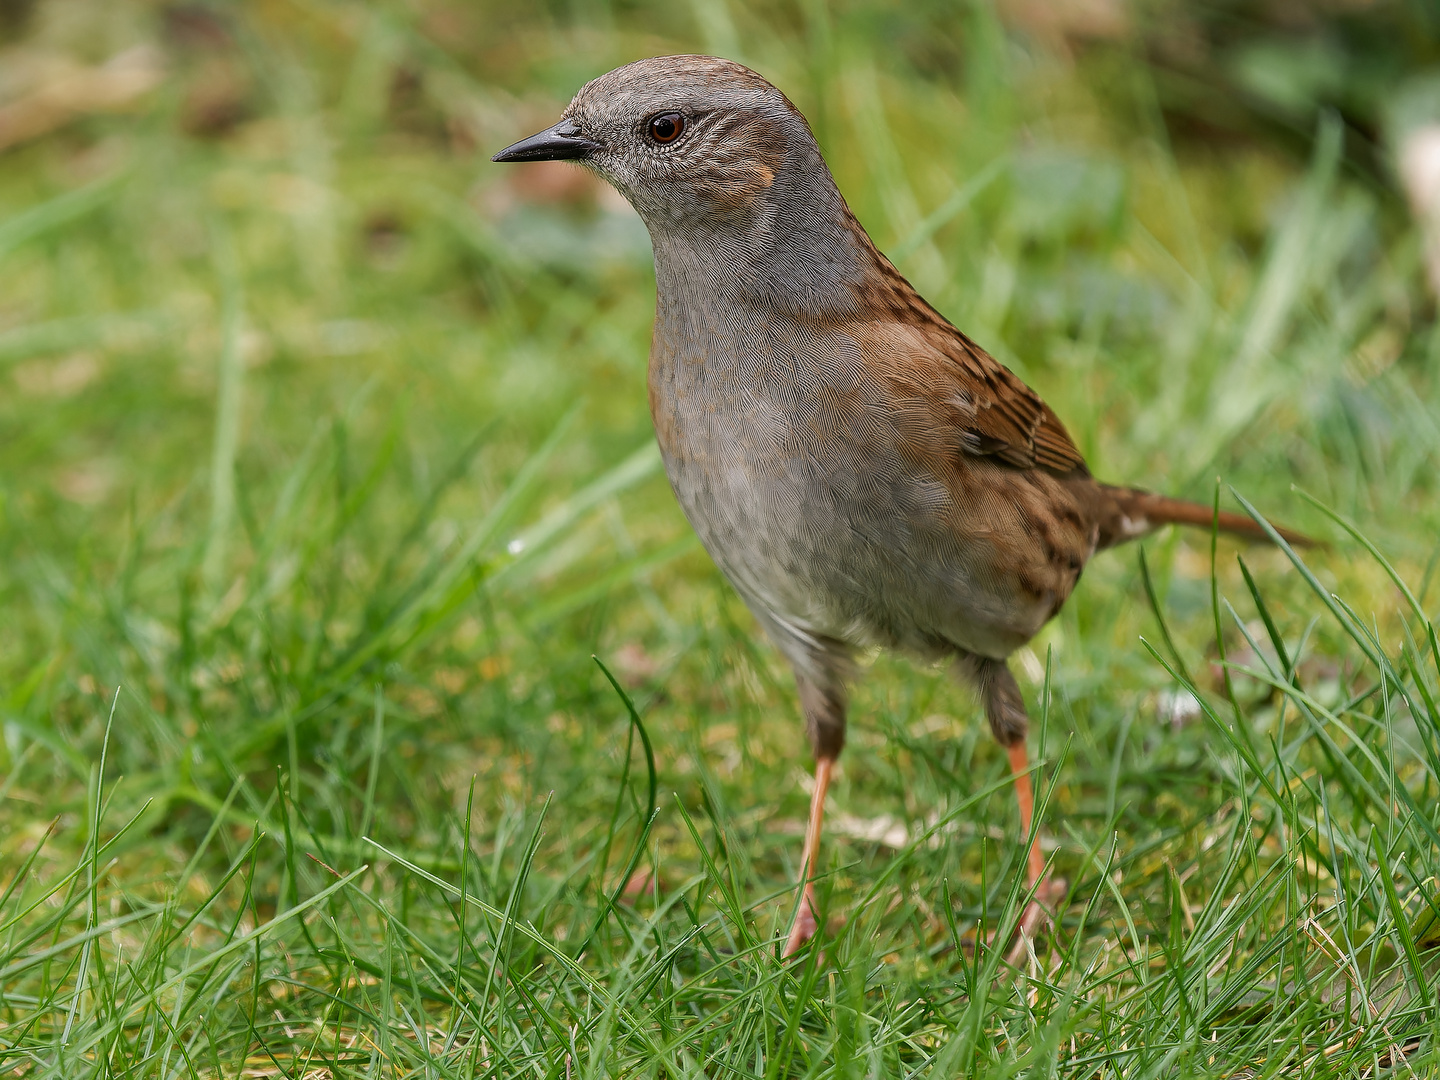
top-left (1096, 485), bottom-right (1314, 551)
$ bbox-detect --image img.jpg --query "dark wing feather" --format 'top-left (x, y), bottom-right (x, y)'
top-left (937, 329), bottom-right (1088, 475)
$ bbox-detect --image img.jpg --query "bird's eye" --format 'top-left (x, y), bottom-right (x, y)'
top-left (647, 112), bottom-right (685, 144)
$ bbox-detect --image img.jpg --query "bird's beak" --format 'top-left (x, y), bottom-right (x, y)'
top-left (491, 118), bottom-right (601, 163)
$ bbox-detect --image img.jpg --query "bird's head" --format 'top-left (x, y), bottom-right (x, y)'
top-left (494, 56), bottom-right (882, 315)
top-left (493, 55), bottom-right (826, 232)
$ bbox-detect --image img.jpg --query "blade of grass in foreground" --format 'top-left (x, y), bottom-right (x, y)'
top-left (0, 171), bottom-right (128, 263)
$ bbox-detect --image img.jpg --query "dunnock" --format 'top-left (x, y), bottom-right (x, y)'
top-left (494, 56), bottom-right (1308, 958)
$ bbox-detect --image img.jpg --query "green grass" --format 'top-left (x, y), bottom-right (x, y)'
top-left (2, 1), bottom-right (1440, 1075)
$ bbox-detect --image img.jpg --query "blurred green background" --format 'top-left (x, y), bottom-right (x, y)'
top-left (3, 0), bottom-right (1440, 1075)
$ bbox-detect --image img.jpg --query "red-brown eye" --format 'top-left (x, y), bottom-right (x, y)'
top-left (647, 112), bottom-right (685, 144)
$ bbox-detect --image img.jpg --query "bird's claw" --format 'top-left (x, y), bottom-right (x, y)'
top-left (783, 886), bottom-right (819, 957)
top-left (1001, 876), bottom-right (1066, 966)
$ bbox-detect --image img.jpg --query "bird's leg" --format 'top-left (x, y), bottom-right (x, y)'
top-left (784, 664), bottom-right (848, 957)
top-left (784, 754), bottom-right (834, 957)
top-left (1006, 741), bottom-right (1046, 889)
top-left (1006, 739), bottom-right (1055, 955)
top-left (960, 655), bottom-right (1063, 960)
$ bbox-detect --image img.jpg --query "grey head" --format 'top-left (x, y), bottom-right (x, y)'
top-left (493, 55), bottom-right (876, 315)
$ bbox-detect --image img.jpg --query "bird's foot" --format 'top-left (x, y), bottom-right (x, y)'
top-left (1001, 876), bottom-right (1066, 966)
top-left (782, 885), bottom-right (820, 958)
top-left (620, 869), bottom-right (654, 900)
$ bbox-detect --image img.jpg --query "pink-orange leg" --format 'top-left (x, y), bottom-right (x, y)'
top-left (1008, 743), bottom-right (1046, 888)
top-left (1005, 742), bottom-right (1062, 962)
top-left (783, 755), bottom-right (835, 957)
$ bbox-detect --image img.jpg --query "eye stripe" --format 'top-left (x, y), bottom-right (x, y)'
top-left (647, 112), bottom-right (685, 144)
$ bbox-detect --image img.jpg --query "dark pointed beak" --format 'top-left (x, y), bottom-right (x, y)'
top-left (491, 118), bottom-right (601, 163)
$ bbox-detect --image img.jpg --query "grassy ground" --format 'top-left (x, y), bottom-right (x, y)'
top-left (3, 1), bottom-right (1440, 1075)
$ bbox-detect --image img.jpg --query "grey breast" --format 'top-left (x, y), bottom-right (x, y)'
top-left (649, 300), bottom-right (1021, 660)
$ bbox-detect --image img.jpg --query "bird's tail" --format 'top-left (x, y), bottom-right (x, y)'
top-left (1095, 485), bottom-right (1314, 551)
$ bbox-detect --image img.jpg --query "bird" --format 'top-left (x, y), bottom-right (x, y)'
top-left (493, 55), bottom-right (1309, 959)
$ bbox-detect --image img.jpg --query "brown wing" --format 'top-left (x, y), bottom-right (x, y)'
top-left (852, 315), bottom-right (1090, 481)
top-left (933, 327), bottom-right (1088, 475)
top-left (850, 229), bottom-right (1088, 476)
